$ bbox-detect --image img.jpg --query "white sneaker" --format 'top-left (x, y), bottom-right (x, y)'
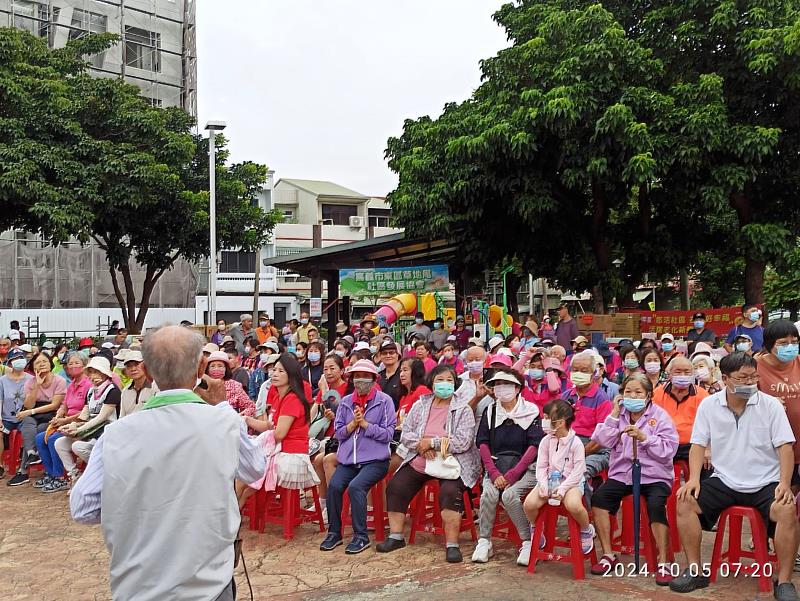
top-left (471, 538), bottom-right (493, 563)
top-left (517, 540), bottom-right (533, 566)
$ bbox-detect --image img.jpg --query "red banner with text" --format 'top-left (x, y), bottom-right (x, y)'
top-left (631, 307), bottom-right (740, 338)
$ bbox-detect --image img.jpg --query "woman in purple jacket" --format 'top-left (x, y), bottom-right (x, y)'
top-left (589, 372), bottom-right (678, 585)
top-left (319, 359), bottom-right (396, 555)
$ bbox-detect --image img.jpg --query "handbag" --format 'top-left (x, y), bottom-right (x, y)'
top-left (424, 414), bottom-right (461, 480)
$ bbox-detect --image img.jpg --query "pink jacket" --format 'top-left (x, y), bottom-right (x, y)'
top-left (535, 430), bottom-right (585, 497)
top-left (248, 430), bottom-right (281, 492)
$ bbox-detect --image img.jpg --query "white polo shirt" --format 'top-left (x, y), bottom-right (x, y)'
top-left (691, 389), bottom-right (795, 493)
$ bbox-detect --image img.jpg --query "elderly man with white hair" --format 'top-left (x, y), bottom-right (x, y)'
top-left (562, 351), bottom-right (613, 492)
top-left (454, 344), bottom-right (490, 414)
top-left (70, 325), bottom-right (265, 601)
top-left (228, 313), bottom-right (254, 355)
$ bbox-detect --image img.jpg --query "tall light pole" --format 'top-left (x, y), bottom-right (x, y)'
top-left (205, 120), bottom-right (226, 326)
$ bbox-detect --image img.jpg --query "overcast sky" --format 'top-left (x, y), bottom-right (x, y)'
top-left (196, 1), bottom-right (509, 197)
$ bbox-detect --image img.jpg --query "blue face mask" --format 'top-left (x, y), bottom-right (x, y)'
top-left (10, 358), bottom-right (27, 371)
top-left (622, 397), bottom-right (647, 413)
top-left (661, 342), bottom-right (674, 352)
top-left (749, 311), bottom-right (761, 322)
top-left (307, 351), bottom-right (321, 363)
top-left (433, 322), bottom-right (441, 329)
top-left (693, 320), bottom-right (705, 329)
top-left (415, 318), bottom-right (424, 325)
top-left (527, 368), bottom-right (545, 380)
top-left (776, 344), bottom-right (799, 363)
top-left (433, 381), bottom-right (454, 399)
top-left (623, 358), bottom-right (639, 370)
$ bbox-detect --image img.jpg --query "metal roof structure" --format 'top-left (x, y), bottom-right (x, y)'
top-left (277, 179), bottom-right (369, 200)
top-left (263, 233), bottom-right (459, 276)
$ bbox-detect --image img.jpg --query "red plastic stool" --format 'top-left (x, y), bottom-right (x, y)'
top-left (667, 460), bottom-right (690, 553)
top-left (4, 429), bottom-right (22, 475)
top-left (492, 505), bottom-right (523, 545)
top-left (242, 494), bottom-right (259, 531)
top-left (710, 506), bottom-right (776, 593)
top-left (341, 477), bottom-right (387, 542)
top-left (408, 480), bottom-right (477, 545)
top-left (610, 495), bottom-right (673, 570)
top-left (258, 486), bottom-right (325, 540)
top-left (527, 502), bottom-right (598, 579)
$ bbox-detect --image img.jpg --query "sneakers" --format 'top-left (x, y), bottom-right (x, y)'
top-left (580, 524), bottom-right (595, 555)
top-left (655, 564), bottom-right (674, 586)
top-left (471, 538), bottom-right (493, 563)
top-left (376, 537), bottom-right (406, 553)
top-left (775, 581), bottom-right (800, 601)
top-left (43, 478), bottom-right (70, 493)
top-left (33, 475), bottom-right (53, 489)
top-left (516, 540), bottom-right (532, 566)
top-left (27, 452), bottom-right (42, 466)
top-left (590, 554), bottom-right (618, 576)
top-left (345, 538), bottom-right (371, 554)
top-left (669, 568), bottom-right (710, 593)
top-left (319, 533), bottom-right (343, 551)
top-left (446, 546), bottom-right (463, 563)
top-left (7, 472), bottom-right (29, 486)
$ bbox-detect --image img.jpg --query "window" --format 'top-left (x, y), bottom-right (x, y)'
top-left (145, 97), bottom-right (163, 108)
top-left (220, 250), bottom-right (255, 273)
top-left (13, 2), bottom-right (49, 38)
top-left (321, 204), bottom-right (357, 226)
top-left (70, 9), bottom-right (107, 68)
top-left (125, 26), bottom-right (161, 72)
top-left (368, 208), bottom-right (391, 228)
top-left (280, 209), bottom-right (295, 222)
top-left (276, 247), bottom-right (303, 257)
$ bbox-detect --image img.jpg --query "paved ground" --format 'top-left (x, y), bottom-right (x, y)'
top-left (0, 483), bottom-right (778, 600)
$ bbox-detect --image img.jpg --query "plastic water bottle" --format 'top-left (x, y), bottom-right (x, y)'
top-left (547, 470), bottom-right (562, 506)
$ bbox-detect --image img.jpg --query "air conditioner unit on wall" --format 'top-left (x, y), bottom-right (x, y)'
top-left (349, 216), bottom-right (366, 228)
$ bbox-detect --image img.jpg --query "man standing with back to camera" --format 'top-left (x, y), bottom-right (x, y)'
top-left (70, 325), bottom-right (265, 601)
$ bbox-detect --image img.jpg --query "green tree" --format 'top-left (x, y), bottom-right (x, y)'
top-left (0, 28), bottom-right (280, 332)
top-left (765, 244), bottom-right (800, 320)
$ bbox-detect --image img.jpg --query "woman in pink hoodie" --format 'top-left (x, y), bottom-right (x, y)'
top-left (523, 399), bottom-right (594, 559)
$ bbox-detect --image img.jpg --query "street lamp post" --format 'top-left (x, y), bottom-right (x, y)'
top-left (205, 120), bottom-right (227, 327)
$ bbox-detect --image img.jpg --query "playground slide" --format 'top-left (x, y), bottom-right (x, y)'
top-left (374, 293), bottom-right (417, 327)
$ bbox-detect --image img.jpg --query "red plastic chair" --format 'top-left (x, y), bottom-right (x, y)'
top-left (408, 480), bottom-right (477, 545)
top-left (527, 502), bottom-right (598, 580)
top-left (710, 506), bottom-right (776, 593)
top-left (4, 429), bottom-right (22, 475)
top-left (667, 460), bottom-right (690, 552)
top-left (257, 486), bottom-right (325, 540)
top-left (610, 495), bottom-right (673, 570)
top-left (341, 477), bottom-right (388, 542)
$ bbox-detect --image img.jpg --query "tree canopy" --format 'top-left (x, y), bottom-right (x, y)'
top-left (0, 28), bottom-right (280, 331)
top-left (386, 0), bottom-right (800, 311)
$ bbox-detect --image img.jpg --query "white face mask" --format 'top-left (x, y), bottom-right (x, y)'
top-left (493, 384), bottom-right (517, 402)
top-left (570, 372), bottom-right (592, 387)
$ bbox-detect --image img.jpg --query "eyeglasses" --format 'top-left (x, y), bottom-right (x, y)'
top-left (727, 374), bottom-right (760, 385)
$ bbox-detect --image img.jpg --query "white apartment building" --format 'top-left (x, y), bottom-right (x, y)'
top-left (0, 0), bottom-right (197, 113)
top-left (199, 178), bottom-right (402, 327)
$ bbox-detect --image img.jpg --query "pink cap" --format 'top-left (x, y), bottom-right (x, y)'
top-left (489, 353), bottom-right (513, 368)
top-left (347, 359), bottom-right (380, 377)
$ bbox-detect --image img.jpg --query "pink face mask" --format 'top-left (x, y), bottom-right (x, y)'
top-left (208, 367), bottom-right (226, 379)
top-left (67, 366), bottom-right (84, 378)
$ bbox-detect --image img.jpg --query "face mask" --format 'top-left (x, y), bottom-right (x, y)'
top-left (661, 342), bottom-right (674, 352)
top-left (541, 418), bottom-right (553, 434)
top-left (260, 353), bottom-right (270, 364)
top-left (208, 367), bottom-right (226, 379)
top-left (217, 324), bottom-right (225, 331)
top-left (733, 384), bottom-right (758, 398)
top-left (467, 361), bottom-right (483, 374)
top-left (296, 352), bottom-right (305, 361)
top-left (695, 367), bottom-right (710, 381)
top-left (80, 349), bottom-right (91, 359)
top-left (244, 346), bottom-right (252, 354)
top-left (67, 365), bottom-right (84, 378)
top-left (528, 368), bottom-right (545, 380)
top-left (749, 311), bottom-right (761, 322)
top-left (776, 344), bottom-right (799, 363)
top-left (622, 397), bottom-right (647, 413)
top-left (694, 320), bottom-right (705, 329)
top-left (671, 374), bottom-right (694, 388)
top-left (307, 351), bottom-right (321, 363)
top-left (334, 350), bottom-right (346, 358)
top-left (433, 381), bottom-right (454, 399)
top-left (353, 378), bottom-right (373, 396)
top-left (570, 372), bottom-right (592, 387)
top-left (300, 319), bottom-right (309, 325)
top-left (644, 362), bottom-right (661, 374)
top-left (10, 358), bottom-right (27, 371)
top-left (443, 351), bottom-right (453, 360)
top-left (624, 358), bottom-right (639, 370)
top-left (259, 321), bottom-right (267, 327)
top-left (415, 318), bottom-right (424, 325)
top-left (493, 384), bottom-right (517, 402)
top-left (287, 347), bottom-right (296, 355)
top-left (511, 341), bottom-right (522, 352)
top-left (735, 342), bottom-right (751, 352)
top-left (433, 322), bottom-right (441, 329)
top-left (370, 346), bottom-right (378, 355)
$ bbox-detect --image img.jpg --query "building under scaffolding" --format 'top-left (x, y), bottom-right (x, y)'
top-left (0, 1), bottom-right (199, 330)
top-left (0, 0), bottom-right (197, 115)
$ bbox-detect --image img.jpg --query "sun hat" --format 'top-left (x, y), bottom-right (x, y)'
top-left (488, 336), bottom-right (504, 352)
top-left (124, 350), bottom-right (144, 364)
top-left (203, 342), bottom-right (219, 354)
top-left (86, 356), bottom-right (114, 379)
top-left (468, 336), bottom-right (483, 347)
top-left (489, 353), bottom-right (513, 367)
top-left (486, 371), bottom-right (523, 386)
top-left (689, 342), bottom-right (713, 360)
top-left (207, 351), bottom-right (231, 366)
top-left (336, 321), bottom-right (348, 334)
top-left (116, 348), bottom-right (130, 362)
top-left (265, 341), bottom-right (280, 353)
top-left (353, 341), bottom-right (371, 352)
top-left (347, 359), bottom-right (380, 377)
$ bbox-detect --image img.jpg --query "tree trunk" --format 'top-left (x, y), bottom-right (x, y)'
top-left (679, 268), bottom-right (690, 310)
top-left (590, 179), bottom-right (610, 313)
top-left (505, 272), bottom-right (521, 321)
top-left (744, 257), bottom-right (766, 306)
top-left (592, 284), bottom-right (605, 313)
top-left (133, 266), bottom-right (161, 334)
top-left (109, 266), bottom-right (130, 328)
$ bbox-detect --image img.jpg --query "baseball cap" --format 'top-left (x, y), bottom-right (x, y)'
top-left (124, 350), bottom-right (144, 364)
top-left (202, 342), bottom-right (219, 354)
top-left (595, 341), bottom-right (612, 358)
top-left (489, 353), bottom-right (513, 367)
top-left (487, 336), bottom-right (504, 352)
top-left (42, 341), bottom-right (56, 350)
top-left (660, 333), bottom-right (675, 341)
top-left (692, 312), bottom-right (706, 321)
top-left (19, 343), bottom-right (33, 353)
top-left (353, 341), bottom-right (371, 352)
top-left (571, 335), bottom-right (589, 345)
top-left (379, 339), bottom-right (398, 352)
top-left (468, 336), bottom-right (483, 347)
top-left (9, 330), bottom-right (20, 341)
